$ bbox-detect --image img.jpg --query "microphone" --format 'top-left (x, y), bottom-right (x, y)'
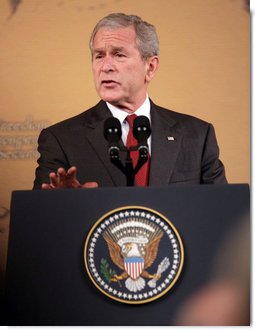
top-left (104, 117), bottom-right (122, 158)
top-left (133, 116), bottom-right (151, 156)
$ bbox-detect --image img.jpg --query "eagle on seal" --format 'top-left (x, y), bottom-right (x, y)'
top-left (103, 231), bottom-right (163, 292)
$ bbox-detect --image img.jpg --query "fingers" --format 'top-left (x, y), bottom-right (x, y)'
top-left (41, 167), bottom-right (98, 189)
top-left (41, 183), bottom-right (53, 190)
top-left (42, 168), bottom-right (68, 189)
top-left (66, 166), bottom-right (78, 181)
top-left (57, 167), bottom-right (67, 178)
top-left (49, 171), bottom-right (59, 187)
top-left (51, 168), bottom-right (73, 188)
top-left (82, 182), bottom-right (99, 188)
top-left (57, 168), bottom-right (71, 187)
top-left (67, 166), bottom-right (77, 176)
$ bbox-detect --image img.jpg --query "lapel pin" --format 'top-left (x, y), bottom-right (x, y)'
top-left (167, 136), bottom-right (175, 141)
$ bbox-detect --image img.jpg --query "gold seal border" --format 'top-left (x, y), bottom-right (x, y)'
top-left (84, 205), bottom-right (184, 305)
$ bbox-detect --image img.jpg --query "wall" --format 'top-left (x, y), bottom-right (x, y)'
top-left (0, 0), bottom-right (250, 293)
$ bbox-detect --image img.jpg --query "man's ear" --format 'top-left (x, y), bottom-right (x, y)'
top-left (145, 56), bottom-right (160, 82)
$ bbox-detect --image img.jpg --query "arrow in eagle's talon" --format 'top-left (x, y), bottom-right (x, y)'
top-left (111, 275), bottom-right (122, 287)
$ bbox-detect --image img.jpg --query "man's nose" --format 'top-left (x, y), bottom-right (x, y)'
top-left (101, 56), bottom-right (114, 72)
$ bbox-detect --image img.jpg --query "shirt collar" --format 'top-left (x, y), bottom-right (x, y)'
top-left (106, 95), bottom-right (151, 124)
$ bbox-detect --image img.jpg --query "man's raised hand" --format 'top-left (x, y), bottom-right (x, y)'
top-left (41, 166), bottom-right (98, 189)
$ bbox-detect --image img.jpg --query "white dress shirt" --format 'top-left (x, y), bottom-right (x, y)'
top-left (106, 96), bottom-right (151, 153)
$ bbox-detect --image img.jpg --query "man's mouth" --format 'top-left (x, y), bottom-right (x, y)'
top-left (101, 80), bottom-right (118, 87)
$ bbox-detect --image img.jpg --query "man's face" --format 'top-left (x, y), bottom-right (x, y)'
top-left (91, 26), bottom-right (151, 111)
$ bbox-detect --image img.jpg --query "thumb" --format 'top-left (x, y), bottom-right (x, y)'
top-left (82, 182), bottom-right (98, 188)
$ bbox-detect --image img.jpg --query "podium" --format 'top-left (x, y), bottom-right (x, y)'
top-left (4, 184), bottom-right (250, 325)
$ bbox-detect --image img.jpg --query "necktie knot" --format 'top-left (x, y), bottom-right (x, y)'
top-left (126, 114), bottom-right (137, 129)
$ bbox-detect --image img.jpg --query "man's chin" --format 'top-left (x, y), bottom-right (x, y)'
top-left (99, 92), bottom-right (127, 108)
top-left (101, 96), bottom-right (119, 105)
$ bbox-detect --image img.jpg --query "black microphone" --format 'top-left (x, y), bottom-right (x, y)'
top-left (133, 116), bottom-right (151, 156)
top-left (104, 117), bottom-right (122, 158)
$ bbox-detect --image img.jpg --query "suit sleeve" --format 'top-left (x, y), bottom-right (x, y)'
top-left (33, 128), bottom-right (70, 189)
top-left (201, 124), bottom-right (227, 184)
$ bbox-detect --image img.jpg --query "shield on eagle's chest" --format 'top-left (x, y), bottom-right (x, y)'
top-left (124, 257), bottom-right (144, 279)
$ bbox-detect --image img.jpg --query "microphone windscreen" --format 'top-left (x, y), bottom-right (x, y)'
top-left (133, 116), bottom-right (151, 140)
top-left (104, 117), bottom-right (122, 141)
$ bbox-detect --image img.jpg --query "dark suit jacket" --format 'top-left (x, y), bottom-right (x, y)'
top-left (33, 100), bottom-right (227, 189)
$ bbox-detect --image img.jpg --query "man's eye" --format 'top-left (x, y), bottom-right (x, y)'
top-left (116, 53), bottom-right (125, 58)
top-left (95, 54), bottom-right (104, 60)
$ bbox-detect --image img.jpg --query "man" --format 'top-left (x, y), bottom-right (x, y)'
top-left (33, 13), bottom-right (227, 190)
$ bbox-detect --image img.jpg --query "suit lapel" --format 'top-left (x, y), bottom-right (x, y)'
top-left (84, 101), bottom-right (126, 186)
top-left (149, 102), bottom-right (182, 186)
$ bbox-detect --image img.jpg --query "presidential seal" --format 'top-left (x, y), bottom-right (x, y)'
top-left (84, 206), bottom-right (184, 304)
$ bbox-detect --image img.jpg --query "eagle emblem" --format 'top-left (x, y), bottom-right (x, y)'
top-left (103, 220), bottom-right (165, 292)
top-left (84, 207), bottom-right (184, 304)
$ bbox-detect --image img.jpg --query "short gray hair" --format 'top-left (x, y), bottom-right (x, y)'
top-left (89, 13), bottom-right (159, 59)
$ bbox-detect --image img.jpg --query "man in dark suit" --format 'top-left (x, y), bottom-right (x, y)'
top-left (33, 13), bottom-right (226, 190)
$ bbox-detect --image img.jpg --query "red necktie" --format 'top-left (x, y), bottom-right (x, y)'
top-left (126, 114), bottom-right (150, 186)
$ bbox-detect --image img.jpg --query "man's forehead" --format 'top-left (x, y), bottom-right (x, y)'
top-left (93, 26), bottom-right (137, 46)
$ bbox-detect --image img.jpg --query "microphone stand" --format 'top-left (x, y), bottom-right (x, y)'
top-left (125, 149), bottom-right (135, 186)
top-left (109, 145), bottom-right (148, 186)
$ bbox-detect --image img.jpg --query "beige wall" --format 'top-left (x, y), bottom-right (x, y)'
top-left (0, 0), bottom-right (250, 284)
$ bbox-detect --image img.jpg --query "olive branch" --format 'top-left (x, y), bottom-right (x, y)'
top-left (100, 258), bottom-right (116, 283)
